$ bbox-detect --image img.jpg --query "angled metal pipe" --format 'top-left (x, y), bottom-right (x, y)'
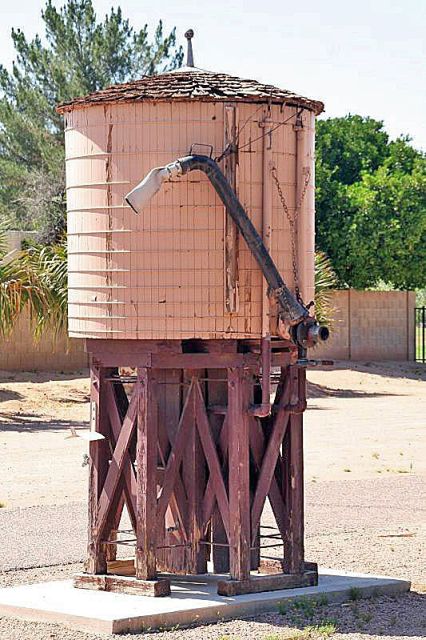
top-left (177, 155), bottom-right (308, 326)
top-left (125, 154), bottom-right (329, 350)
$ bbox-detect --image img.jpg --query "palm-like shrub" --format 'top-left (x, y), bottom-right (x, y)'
top-left (0, 233), bottom-right (67, 338)
top-left (0, 220), bottom-right (8, 256)
top-left (314, 250), bottom-right (338, 328)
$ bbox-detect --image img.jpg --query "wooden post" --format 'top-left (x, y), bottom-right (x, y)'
top-left (183, 370), bottom-right (207, 573)
top-left (228, 367), bottom-right (251, 581)
top-left (86, 364), bottom-right (111, 574)
top-left (135, 367), bottom-right (158, 580)
top-left (283, 366), bottom-right (305, 574)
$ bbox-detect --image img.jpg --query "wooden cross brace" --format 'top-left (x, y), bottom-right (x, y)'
top-left (85, 361), bottom-right (306, 584)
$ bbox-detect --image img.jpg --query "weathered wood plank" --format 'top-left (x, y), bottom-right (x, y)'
top-left (135, 368), bottom-right (158, 580)
top-left (228, 367), bottom-right (251, 581)
top-left (86, 365), bottom-right (111, 574)
top-left (107, 559), bottom-right (135, 576)
top-left (224, 103), bottom-right (239, 314)
top-left (284, 366), bottom-right (306, 574)
top-left (285, 412), bottom-right (304, 573)
top-left (74, 573), bottom-right (170, 597)
top-left (284, 366), bottom-right (306, 573)
top-left (217, 569), bottom-right (317, 596)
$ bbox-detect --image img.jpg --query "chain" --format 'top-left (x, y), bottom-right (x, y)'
top-left (271, 164), bottom-right (311, 304)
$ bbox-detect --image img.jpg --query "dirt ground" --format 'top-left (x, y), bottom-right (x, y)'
top-left (0, 361), bottom-right (424, 508)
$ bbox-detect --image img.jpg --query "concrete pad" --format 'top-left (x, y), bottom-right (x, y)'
top-left (0, 569), bottom-right (410, 635)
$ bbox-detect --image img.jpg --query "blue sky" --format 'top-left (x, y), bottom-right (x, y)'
top-left (1, 0), bottom-right (425, 149)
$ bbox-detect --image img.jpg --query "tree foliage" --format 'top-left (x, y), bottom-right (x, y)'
top-left (0, 0), bottom-right (183, 241)
top-left (316, 115), bottom-right (426, 290)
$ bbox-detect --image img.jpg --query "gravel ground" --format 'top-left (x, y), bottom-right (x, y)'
top-left (1, 476), bottom-right (424, 583)
top-left (0, 503), bottom-right (86, 571)
top-left (305, 476), bottom-right (426, 586)
top-left (0, 564), bottom-right (425, 640)
top-left (0, 475), bottom-right (425, 639)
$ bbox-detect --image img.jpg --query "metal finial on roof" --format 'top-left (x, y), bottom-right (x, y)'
top-left (184, 29), bottom-right (194, 67)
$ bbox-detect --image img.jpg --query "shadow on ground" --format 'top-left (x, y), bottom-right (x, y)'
top-left (0, 389), bottom-right (24, 403)
top-left (0, 416), bottom-right (88, 433)
top-left (0, 370), bottom-right (89, 383)
top-left (328, 360), bottom-right (426, 382)
top-left (307, 381), bottom-right (398, 399)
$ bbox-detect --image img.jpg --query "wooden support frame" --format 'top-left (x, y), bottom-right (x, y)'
top-left (78, 339), bottom-right (315, 597)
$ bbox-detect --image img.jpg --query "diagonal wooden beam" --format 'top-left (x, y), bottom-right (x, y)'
top-left (194, 381), bottom-right (230, 541)
top-left (250, 374), bottom-right (292, 542)
top-left (249, 415), bottom-right (287, 541)
top-left (156, 380), bottom-right (195, 530)
top-left (156, 383), bottom-right (189, 543)
top-left (95, 384), bottom-right (139, 543)
top-left (105, 383), bottom-right (137, 531)
top-left (202, 414), bottom-right (228, 532)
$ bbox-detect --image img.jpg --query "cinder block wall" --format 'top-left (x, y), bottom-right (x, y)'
top-left (0, 308), bottom-right (87, 372)
top-left (315, 290), bottom-right (415, 361)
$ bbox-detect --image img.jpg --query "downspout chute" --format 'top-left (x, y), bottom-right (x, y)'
top-left (125, 154), bottom-right (329, 351)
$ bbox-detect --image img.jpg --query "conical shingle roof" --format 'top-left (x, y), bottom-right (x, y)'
top-left (57, 68), bottom-right (323, 114)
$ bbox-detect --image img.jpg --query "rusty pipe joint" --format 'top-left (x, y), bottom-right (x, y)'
top-left (292, 317), bottom-right (329, 350)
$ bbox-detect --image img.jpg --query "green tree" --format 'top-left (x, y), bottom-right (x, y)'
top-left (0, 0), bottom-right (183, 241)
top-left (345, 159), bottom-right (426, 289)
top-left (316, 114), bottom-right (389, 185)
top-left (315, 115), bottom-right (426, 290)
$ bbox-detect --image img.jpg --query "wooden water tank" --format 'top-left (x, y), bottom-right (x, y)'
top-left (58, 68), bottom-right (323, 340)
